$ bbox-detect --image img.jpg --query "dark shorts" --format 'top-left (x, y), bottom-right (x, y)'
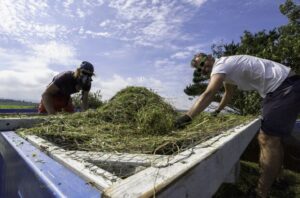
top-left (261, 75), bottom-right (300, 137)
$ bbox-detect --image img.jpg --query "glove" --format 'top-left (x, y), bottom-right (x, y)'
top-left (174, 114), bottom-right (192, 129)
top-left (210, 109), bottom-right (220, 117)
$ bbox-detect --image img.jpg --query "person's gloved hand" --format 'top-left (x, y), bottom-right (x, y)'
top-left (174, 114), bottom-right (192, 129)
top-left (210, 109), bottom-right (220, 117)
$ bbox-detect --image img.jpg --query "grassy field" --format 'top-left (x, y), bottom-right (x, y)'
top-left (0, 99), bottom-right (38, 109)
top-left (0, 105), bottom-right (36, 109)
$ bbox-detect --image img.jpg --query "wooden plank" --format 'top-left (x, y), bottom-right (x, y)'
top-left (104, 118), bottom-right (260, 198)
top-left (0, 118), bottom-right (43, 131)
top-left (25, 135), bottom-right (121, 190)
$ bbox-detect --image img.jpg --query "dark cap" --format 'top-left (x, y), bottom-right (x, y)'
top-left (79, 61), bottom-right (94, 75)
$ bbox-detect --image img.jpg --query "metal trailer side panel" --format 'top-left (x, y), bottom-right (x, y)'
top-left (0, 131), bottom-right (101, 198)
top-left (0, 109), bottom-right (38, 114)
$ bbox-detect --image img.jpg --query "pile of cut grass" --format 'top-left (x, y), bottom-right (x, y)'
top-left (17, 86), bottom-right (254, 154)
top-left (98, 86), bottom-right (177, 134)
top-left (213, 161), bottom-right (300, 198)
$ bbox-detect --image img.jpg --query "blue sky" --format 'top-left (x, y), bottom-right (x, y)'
top-left (0, 0), bottom-right (288, 109)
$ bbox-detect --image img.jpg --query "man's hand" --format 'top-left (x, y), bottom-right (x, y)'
top-left (210, 109), bottom-right (220, 117)
top-left (174, 114), bottom-right (192, 129)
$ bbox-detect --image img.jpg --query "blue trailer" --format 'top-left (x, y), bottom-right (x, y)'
top-left (0, 109), bottom-right (38, 114)
top-left (0, 110), bottom-right (299, 198)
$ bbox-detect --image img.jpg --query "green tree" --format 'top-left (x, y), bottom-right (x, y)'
top-left (278, 0), bottom-right (300, 72)
top-left (184, 69), bottom-right (208, 96)
top-left (72, 90), bottom-right (104, 110)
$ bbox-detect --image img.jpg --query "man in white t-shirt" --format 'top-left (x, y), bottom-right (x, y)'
top-left (175, 53), bottom-right (300, 198)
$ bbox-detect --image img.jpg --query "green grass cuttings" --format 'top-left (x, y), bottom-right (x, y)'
top-left (98, 86), bottom-right (177, 127)
top-left (214, 161), bottom-right (300, 198)
top-left (0, 114), bottom-right (43, 118)
top-left (17, 86), bottom-right (254, 155)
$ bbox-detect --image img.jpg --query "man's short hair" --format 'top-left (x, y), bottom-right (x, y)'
top-left (191, 52), bottom-right (208, 68)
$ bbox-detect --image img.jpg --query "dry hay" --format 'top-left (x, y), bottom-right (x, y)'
top-left (17, 86), bottom-right (254, 155)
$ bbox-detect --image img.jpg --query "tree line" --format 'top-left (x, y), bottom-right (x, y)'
top-left (0, 99), bottom-right (38, 106)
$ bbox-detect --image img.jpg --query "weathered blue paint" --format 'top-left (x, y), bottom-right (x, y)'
top-left (0, 109), bottom-right (38, 114)
top-left (0, 131), bottom-right (101, 198)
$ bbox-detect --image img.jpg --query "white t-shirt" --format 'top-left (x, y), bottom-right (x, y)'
top-left (211, 55), bottom-right (291, 98)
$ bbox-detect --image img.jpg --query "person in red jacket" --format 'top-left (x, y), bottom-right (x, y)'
top-left (38, 61), bottom-right (94, 114)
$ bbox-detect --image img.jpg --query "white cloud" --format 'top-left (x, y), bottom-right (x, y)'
top-left (153, 58), bottom-right (189, 78)
top-left (92, 74), bottom-right (164, 100)
top-left (0, 65), bottom-right (55, 102)
top-left (171, 51), bottom-right (191, 59)
top-left (103, 0), bottom-right (202, 47)
top-left (0, 0), bottom-right (68, 44)
top-left (170, 44), bottom-right (209, 60)
top-left (102, 49), bottom-right (128, 57)
top-left (63, 0), bottom-right (74, 9)
top-left (0, 1), bottom-right (206, 48)
top-left (99, 20), bottom-right (111, 27)
top-left (31, 41), bottom-right (78, 65)
top-left (186, 44), bottom-right (208, 52)
top-left (77, 8), bottom-right (86, 18)
top-left (184, 0), bottom-right (208, 7)
top-left (92, 73), bottom-right (196, 110)
top-left (0, 44), bottom-right (78, 102)
top-left (85, 30), bottom-right (111, 38)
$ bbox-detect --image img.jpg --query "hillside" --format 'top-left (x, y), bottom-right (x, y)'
top-left (0, 99), bottom-right (38, 108)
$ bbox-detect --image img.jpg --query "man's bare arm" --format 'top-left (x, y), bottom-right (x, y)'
top-left (187, 74), bottom-right (225, 118)
top-left (81, 91), bottom-right (89, 111)
top-left (215, 82), bottom-right (236, 112)
top-left (42, 83), bottom-right (60, 114)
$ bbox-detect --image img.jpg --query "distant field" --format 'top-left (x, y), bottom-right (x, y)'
top-left (0, 99), bottom-right (38, 109)
top-left (0, 105), bottom-right (36, 109)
